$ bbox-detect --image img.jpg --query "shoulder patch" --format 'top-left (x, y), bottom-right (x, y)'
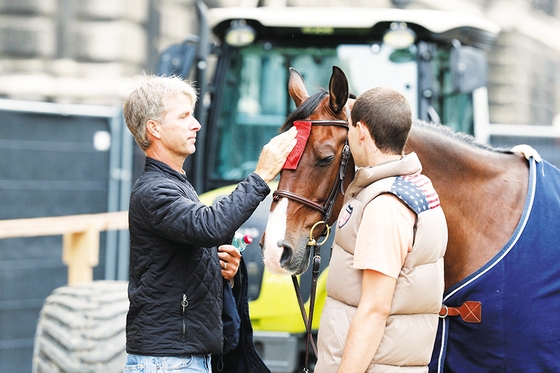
top-left (338, 204), bottom-right (354, 228)
top-left (390, 174), bottom-right (440, 214)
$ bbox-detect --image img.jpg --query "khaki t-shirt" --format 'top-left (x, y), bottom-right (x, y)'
top-left (352, 193), bottom-right (416, 279)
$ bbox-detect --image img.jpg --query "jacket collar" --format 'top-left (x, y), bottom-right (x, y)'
top-left (145, 157), bottom-right (188, 181)
top-left (348, 152), bottom-right (422, 195)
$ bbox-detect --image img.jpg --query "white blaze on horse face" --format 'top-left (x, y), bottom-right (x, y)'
top-left (263, 197), bottom-right (290, 275)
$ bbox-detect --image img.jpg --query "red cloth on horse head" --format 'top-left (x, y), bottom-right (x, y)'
top-left (283, 121), bottom-right (312, 170)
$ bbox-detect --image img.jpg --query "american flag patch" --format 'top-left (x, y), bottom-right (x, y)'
top-left (338, 203), bottom-right (353, 228)
top-left (390, 174), bottom-right (440, 214)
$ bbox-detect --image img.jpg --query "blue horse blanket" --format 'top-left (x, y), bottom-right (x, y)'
top-left (429, 158), bottom-right (560, 372)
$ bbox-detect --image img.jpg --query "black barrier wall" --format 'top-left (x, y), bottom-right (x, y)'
top-left (0, 99), bottom-right (132, 372)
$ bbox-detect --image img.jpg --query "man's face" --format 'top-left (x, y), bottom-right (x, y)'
top-left (348, 118), bottom-right (365, 167)
top-left (158, 93), bottom-right (201, 157)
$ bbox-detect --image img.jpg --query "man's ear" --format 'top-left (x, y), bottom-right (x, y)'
top-left (356, 121), bottom-right (367, 141)
top-left (146, 119), bottom-right (161, 139)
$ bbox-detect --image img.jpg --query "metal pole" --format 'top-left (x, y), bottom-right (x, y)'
top-left (117, 113), bottom-right (134, 281)
top-left (104, 113), bottom-right (123, 280)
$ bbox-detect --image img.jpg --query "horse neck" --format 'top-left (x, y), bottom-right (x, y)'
top-left (407, 125), bottom-right (529, 287)
top-left (406, 126), bottom-right (504, 181)
top-left (406, 124), bottom-right (528, 209)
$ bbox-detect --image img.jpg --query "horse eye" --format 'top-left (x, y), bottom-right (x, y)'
top-left (317, 155), bottom-right (335, 167)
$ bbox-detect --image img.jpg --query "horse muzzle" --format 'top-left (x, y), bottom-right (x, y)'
top-left (261, 236), bottom-right (310, 275)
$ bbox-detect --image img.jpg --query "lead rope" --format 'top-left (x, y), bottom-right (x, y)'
top-left (291, 276), bottom-right (318, 356)
top-left (304, 241), bottom-right (321, 373)
top-left (292, 221), bottom-right (330, 373)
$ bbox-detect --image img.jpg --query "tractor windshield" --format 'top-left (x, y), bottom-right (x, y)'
top-left (208, 42), bottom-right (472, 184)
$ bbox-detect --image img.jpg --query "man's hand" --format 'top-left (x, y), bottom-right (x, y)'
top-left (218, 245), bottom-right (241, 281)
top-left (254, 127), bottom-right (298, 183)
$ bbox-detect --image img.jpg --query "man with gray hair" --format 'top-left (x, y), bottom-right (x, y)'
top-left (123, 75), bottom-right (297, 372)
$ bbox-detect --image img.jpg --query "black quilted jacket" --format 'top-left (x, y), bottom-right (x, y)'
top-left (126, 157), bottom-right (270, 356)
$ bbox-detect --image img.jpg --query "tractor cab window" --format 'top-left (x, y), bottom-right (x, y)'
top-left (210, 45), bottom-right (341, 182)
top-left (210, 41), bottom-right (475, 184)
top-left (432, 47), bottom-right (475, 135)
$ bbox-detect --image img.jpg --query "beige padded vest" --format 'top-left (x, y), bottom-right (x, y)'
top-left (315, 153), bottom-right (447, 373)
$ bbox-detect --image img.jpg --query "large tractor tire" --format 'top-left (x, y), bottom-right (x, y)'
top-left (32, 281), bottom-right (129, 373)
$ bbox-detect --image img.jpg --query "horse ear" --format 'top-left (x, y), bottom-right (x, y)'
top-left (329, 66), bottom-right (349, 114)
top-left (288, 67), bottom-right (309, 108)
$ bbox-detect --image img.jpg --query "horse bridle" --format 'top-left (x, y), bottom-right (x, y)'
top-left (272, 119), bottom-right (351, 226)
top-left (271, 119), bottom-right (351, 371)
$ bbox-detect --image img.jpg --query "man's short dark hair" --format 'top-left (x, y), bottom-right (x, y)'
top-left (351, 86), bottom-right (412, 154)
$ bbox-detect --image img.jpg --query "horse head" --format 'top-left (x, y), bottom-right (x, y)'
top-left (260, 66), bottom-right (355, 275)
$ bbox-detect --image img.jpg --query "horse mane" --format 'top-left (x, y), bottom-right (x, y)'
top-left (280, 89), bottom-right (328, 132)
top-left (412, 119), bottom-right (509, 154)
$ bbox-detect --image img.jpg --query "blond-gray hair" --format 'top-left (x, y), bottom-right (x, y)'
top-left (123, 74), bottom-right (198, 151)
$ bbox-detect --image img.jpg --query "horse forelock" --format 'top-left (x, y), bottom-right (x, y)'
top-left (280, 90), bottom-right (328, 132)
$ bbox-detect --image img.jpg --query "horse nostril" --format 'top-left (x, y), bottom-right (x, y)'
top-left (278, 240), bottom-right (294, 268)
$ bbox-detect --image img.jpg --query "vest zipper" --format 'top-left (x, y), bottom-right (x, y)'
top-left (181, 293), bottom-right (189, 342)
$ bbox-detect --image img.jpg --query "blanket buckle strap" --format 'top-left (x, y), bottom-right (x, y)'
top-left (439, 301), bottom-right (482, 323)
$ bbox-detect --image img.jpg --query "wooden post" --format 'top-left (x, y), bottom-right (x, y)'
top-left (62, 225), bottom-right (100, 285)
top-left (0, 211), bottom-right (128, 285)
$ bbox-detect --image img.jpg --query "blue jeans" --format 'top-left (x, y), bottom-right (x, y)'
top-left (123, 353), bottom-right (212, 373)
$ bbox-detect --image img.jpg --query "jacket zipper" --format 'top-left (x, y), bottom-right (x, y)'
top-left (181, 293), bottom-right (188, 342)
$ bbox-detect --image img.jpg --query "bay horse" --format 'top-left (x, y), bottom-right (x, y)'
top-left (261, 66), bottom-right (560, 372)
